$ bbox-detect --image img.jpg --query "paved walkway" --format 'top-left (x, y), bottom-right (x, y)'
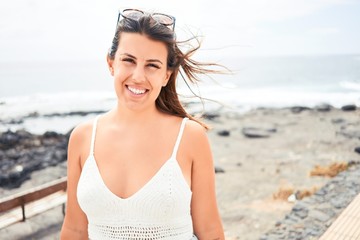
top-left (0, 205), bottom-right (63, 240)
top-left (320, 193), bottom-right (360, 240)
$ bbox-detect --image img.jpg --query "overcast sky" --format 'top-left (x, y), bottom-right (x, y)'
top-left (0, 0), bottom-right (359, 62)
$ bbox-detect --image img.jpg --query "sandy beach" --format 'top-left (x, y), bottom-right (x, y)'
top-left (0, 105), bottom-right (359, 239)
top-left (208, 106), bottom-right (360, 239)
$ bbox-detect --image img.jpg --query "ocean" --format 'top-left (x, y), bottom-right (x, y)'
top-left (0, 54), bottom-right (359, 134)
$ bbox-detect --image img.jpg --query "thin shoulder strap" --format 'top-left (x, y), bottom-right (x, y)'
top-left (171, 117), bottom-right (189, 158)
top-left (89, 115), bottom-right (101, 155)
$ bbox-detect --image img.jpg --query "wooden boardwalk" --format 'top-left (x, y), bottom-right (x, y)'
top-left (0, 177), bottom-right (67, 229)
top-left (320, 193), bottom-right (360, 240)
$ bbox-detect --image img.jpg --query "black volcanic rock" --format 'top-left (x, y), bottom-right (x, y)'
top-left (315, 104), bottom-right (333, 112)
top-left (242, 127), bottom-right (277, 138)
top-left (0, 130), bottom-right (69, 188)
top-left (355, 147), bottom-right (360, 154)
top-left (341, 104), bottom-right (357, 111)
top-left (290, 106), bottom-right (311, 114)
top-left (217, 130), bottom-right (230, 137)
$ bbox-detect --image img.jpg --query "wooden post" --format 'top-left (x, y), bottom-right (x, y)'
top-left (21, 204), bottom-right (26, 222)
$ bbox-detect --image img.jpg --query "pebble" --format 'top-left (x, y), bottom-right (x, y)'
top-left (217, 130), bottom-right (230, 137)
top-left (355, 147), bottom-right (360, 154)
top-left (215, 166), bottom-right (225, 173)
top-left (242, 127), bottom-right (276, 138)
top-left (260, 163), bottom-right (360, 239)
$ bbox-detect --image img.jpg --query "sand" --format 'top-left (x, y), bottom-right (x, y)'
top-left (207, 107), bottom-right (360, 239)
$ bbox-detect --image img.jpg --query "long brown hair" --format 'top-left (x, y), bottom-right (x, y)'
top-left (108, 13), bottom-right (222, 129)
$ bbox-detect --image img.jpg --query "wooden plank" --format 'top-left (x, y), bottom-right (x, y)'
top-left (0, 191), bottom-right (66, 229)
top-left (343, 198), bottom-right (360, 238)
top-left (0, 177), bottom-right (67, 213)
top-left (320, 193), bottom-right (360, 240)
top-left (348, 198), bottom-right (360, 239)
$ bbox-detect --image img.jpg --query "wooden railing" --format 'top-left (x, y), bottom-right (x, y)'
top-left (0, 177), bottom-right (67, 228)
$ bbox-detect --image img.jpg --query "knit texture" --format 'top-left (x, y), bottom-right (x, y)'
top-left (77, 116), bottom-right (194, 239)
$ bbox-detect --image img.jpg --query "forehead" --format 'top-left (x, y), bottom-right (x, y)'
top-left (117, 32), bottom-right (168, 60)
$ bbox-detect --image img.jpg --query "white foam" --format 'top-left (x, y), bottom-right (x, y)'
top-left (0, 91), bottom-right (116, 120)
top-left (339, 80), bottom-right (360, 91)
top-left (180, 85), bottom-right (360, 110)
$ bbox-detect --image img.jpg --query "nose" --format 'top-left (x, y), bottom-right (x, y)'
top-left (131, 65), bottom-right (146, 83)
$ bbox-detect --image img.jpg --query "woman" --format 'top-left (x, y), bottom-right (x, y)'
top-left (60, 8), bottom-right (224, 240)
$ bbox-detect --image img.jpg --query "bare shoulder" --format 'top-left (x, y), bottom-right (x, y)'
top-left (68, 119), bottom-right (93, 146)
top-left (182, 119), bottom-right (210, 158)
top-left (184, 119), bottom-right (208, 139)
top-left (67, 118), bottom-right (95, 166)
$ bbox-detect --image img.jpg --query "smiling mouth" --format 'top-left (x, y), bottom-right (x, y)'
top-left (127, 85), bottom-right (148, 95)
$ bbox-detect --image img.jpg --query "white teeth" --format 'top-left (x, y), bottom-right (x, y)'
top-left (128, 86), bottom-right (146, 95)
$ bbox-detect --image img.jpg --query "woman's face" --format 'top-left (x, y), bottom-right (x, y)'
top-left (108, 32), bottom-right (172, 112)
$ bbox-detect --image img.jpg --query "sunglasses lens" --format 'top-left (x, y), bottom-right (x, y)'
top-left (152, 14), bottom-right (174, 26)
top-left (119, 9), bottom-right (175, 30)
top-left (122, 9), bottom-right (144, 20)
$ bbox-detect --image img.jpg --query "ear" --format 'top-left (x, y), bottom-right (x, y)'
top-left (107, 55), bottom-right (114, 76)
top-left (162, 70), bottom-right (172, 87)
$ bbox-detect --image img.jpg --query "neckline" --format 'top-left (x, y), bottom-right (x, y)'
top-left (86, 154), bottom-right (175, 201)
top-left (86, 115), bottom-right (189, 201)
top-left (90, 116), bottom-right (188, 158)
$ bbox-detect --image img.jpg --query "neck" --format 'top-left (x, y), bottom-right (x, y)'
top-left (111, 102), bottom-right (162, 126)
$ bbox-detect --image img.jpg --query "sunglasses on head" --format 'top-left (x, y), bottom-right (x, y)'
top-left (116, 9), bottom-right (176, 30)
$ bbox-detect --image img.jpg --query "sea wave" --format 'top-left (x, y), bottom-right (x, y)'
top-left (0, 88), bottom-right (359, 134)
top-left (339, 80), bottom-right (360, 91)
top-left (0, 91), bottom-right (116, 120)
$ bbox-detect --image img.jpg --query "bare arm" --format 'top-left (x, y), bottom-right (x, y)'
top-left (187, 121), bottom-right (225, 239)
top-left (60, 124), bottom-right (89, 240)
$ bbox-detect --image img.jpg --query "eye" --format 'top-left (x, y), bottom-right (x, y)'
top-left (121, 57), bottom-right (136, 64)
top-left (147, 63), bottom-right (160, 69)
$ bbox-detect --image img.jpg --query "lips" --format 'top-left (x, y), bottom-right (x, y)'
top-left (127, 85), bottom-right (148, 95)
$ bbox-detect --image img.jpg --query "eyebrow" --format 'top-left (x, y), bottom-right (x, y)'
top-left (120, 53), bottom-right (163, 65)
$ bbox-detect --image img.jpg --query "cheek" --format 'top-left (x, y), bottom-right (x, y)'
top-left (113, 65), bottom-right (130, 81)
top-left (113, 77), bottom-right (122, 94)
top-left (146, 69), bottom-right (169, 82)
top-left (113, 68), bottom-right (127, 92)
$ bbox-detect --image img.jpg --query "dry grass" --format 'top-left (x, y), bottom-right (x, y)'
top-left (296, 187), bottom-right (319, 200)
top-left (272, 162), bottom-right (350, 202)
top-left (273, 186), bottom-right (294, 201)
top-left (310, 162), bottom-right (348, 178)
top-left (273, 186), bottom-right (319, 201)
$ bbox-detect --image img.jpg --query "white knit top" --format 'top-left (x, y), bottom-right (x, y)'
top-left (77, 116), bottom-right (195, 240)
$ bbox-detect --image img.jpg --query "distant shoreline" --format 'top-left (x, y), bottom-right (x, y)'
top-left (0, 101), bottom-right (359, 134)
